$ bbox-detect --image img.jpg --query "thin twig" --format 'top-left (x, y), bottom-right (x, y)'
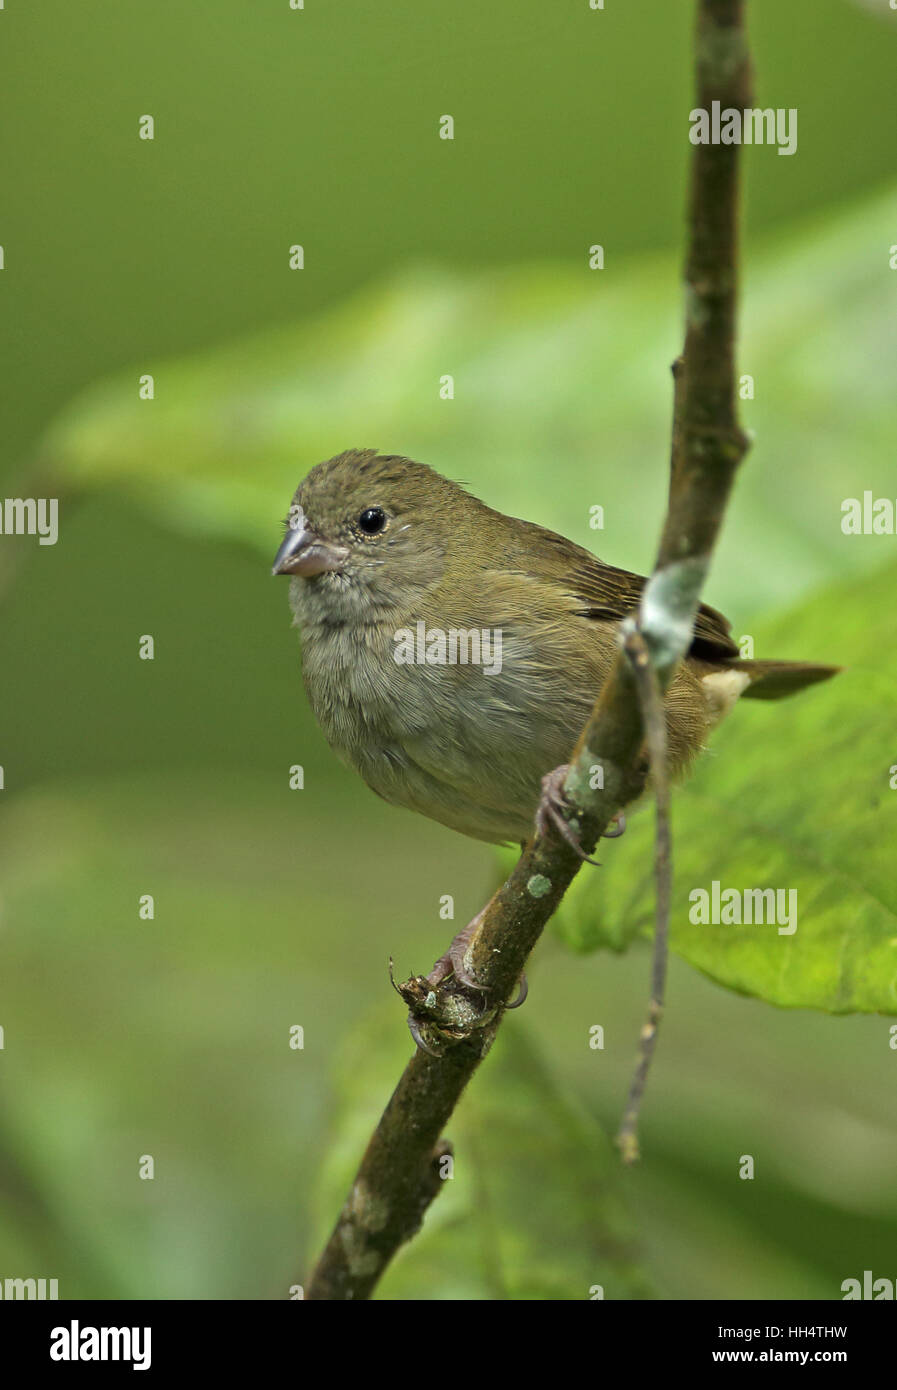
top-left (616, 626), bottom-right (672, 1165)
top-left (617, 0), bottom-right (752, 1162)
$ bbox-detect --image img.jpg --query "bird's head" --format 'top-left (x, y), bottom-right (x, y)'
top-left (272, 449), bottom-right (467, 623)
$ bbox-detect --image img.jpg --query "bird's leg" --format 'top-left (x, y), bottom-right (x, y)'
top-left (425, 902), bottom-right (528, 1006)
top-left (535, 764), bottom-right (626, 864)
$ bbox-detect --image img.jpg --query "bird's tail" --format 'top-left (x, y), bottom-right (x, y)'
top-left (724, 658), bottom-right (842, 701)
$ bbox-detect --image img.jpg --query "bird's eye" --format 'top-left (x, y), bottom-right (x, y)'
top-left (358, 507), bottom-right (387, 535)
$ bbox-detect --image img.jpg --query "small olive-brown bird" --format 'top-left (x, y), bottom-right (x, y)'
top-left (273, 449), bottom-right (838, 850)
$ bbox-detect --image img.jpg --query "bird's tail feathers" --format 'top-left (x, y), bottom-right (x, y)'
top-left (724, 658), bottom-right (842, 701)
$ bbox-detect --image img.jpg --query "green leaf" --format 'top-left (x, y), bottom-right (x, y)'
top-left (310, 1011), bottom-right (653, 1300)
top-left (550, 560), bottom-right (897, 1015)
top-left (39, 184), bottom-right (897, 618)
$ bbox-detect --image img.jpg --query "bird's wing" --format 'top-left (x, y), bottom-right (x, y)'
top-left (504, 521), bottom-right (740, 661)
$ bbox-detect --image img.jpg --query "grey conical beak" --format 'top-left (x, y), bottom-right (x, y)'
top-left (271, 524), bottom-right (349, 578)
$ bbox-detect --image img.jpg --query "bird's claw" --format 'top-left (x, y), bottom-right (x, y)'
top-left (534, 765), bottom-right (626, 862)
top-left (535, 765), bottom-right (597, 863)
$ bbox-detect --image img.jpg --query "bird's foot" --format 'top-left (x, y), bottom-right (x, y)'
top-left (535, 764), bottom-right (626, 863)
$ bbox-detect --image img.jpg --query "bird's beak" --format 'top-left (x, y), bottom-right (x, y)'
top-left (271, 525), bottom-right (349, 578)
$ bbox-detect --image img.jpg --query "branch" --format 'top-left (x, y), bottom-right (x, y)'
top-left (305, 0), bottom-right (752, 1301)
top-left (614, 625), bottom-right (672, 1163)
top-left (613, 0), bottom-right (752, 1158)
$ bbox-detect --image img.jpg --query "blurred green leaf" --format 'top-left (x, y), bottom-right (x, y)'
top-left (0, 768), bottom-right (491, 1298)
top-left (545, 560), bottom-right (897, 1015)
top-left (311, 1011), bottom-right (653, 1300)
top-left (40, 185), bottom-right (897, 617)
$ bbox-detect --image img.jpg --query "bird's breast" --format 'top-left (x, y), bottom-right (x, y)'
top-left (295, 610), bottom-right (598, 843)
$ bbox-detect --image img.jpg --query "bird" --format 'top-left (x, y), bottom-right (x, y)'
top-left (272, 448), bottom-right (838, 993)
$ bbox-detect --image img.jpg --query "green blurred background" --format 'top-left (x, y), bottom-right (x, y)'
top-left (1, 0), bottom-right (896, 1299)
